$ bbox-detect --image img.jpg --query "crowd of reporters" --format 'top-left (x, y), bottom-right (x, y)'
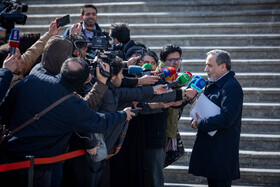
top-left (0, 3), bottom-right (243, 187)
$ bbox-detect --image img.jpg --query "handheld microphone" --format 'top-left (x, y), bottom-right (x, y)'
top-left (157, 67), bottom-right (176, 79)
top-left (192, 77), bottom-right (206, 93)
top-left (8, 29), bottom-right (20, 56)
top-left (142, 63), bottom-right (152, 70)
top-left (185, 71), bottom-right (192, 79)
top-left (187, 75), bottom-right (206, 93)
top-left (165, 71), bottom-right (192, 88)
top-left (141, 63), bottom-right (152, 75)
top-left (128, 65), bottom-right (143, 75)
top-left (187, 75), bottom-right (201, 88)
top-left (166, 73), bottom-right (177, 82)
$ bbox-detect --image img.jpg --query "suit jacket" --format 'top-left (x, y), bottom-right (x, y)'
top-left (189, 71), bottom-right (243, 180)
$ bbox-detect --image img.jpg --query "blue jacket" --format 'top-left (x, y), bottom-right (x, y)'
top-left (189, 71), bottom-right (243, 180)
top-left (0, 68), bottom-right (12, 103)
top-left (0, 71), bottom-right (127, 159)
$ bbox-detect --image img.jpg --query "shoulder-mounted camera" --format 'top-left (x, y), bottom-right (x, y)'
top-left (86, 29), bottom-right (114, 51)
top-left (0, 0), bottom-right (28, 33)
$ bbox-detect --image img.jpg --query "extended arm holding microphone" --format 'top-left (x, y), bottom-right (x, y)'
top-left (157, 67), bottom-right (177, 79)
top-left (8, 29), bottom-right (20, 56)
top-left (127, 65), bottom-right (177, 86)
top-left (137, 75), bottom-right (160, 86)
top-left (187, 75), bottom-right (206, 93)
top-left (2, 49), bottom-right (21, 73)
top-left (124, 65), bottom-right (160, 86)
top-left (8, 20), bottom-right (62, 88)
top-left (165, 71), bottom-right (192, 89)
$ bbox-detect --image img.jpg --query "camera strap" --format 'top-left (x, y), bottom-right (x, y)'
top-left (9, 92), bottom-right (76, 136)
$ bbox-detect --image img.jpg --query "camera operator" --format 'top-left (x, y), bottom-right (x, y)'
top-left (0, 48), bottom-right (20, 102)
top-left (110, 22), bottom-right (146, 60)
top-left (63, 4), bottom-right (106, 41)
top-left (0, 0), bottom-right (28, 35)
top-left (29, 33), bottom-right (111, 115)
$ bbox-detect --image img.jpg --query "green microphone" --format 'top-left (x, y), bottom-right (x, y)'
top-left (142, 63), bottom-right (152, 75)
top-left (165, 72), bottom-right (192, 88)
top-left (142, 63), bottom-right (152, 70)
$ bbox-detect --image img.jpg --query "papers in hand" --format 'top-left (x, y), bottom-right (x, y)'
top-left (190, 93), bottom-right (220, 136)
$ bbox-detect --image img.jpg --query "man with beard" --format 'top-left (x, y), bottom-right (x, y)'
top-left (63, 4), bottom-right (104, 41)
top-left (189, 50), bottom-right (243, 187)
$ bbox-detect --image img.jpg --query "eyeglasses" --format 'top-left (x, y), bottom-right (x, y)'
top-left (166, 58), bottom-right (182, 63)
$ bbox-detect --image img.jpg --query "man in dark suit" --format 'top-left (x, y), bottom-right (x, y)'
top-left (189, 49), bottom-right (243, 187)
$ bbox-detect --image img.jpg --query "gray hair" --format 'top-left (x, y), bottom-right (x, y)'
top-left (207, 49), bottom-right (231, 71)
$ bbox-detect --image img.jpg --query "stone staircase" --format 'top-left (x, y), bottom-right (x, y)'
top-left (20, 0), bottom-right (280, 186)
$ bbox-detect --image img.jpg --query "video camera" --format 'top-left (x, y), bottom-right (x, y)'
top-left (0, 0), bottom-right (28, 33)
top-left (84, 49), bottom-right (118, 79)
top-left (85, 29), bottom-right (116, 67)
top-left (73, 33), bottom-right (117, 79)
top-left (87, 29), bottom-right (114, 51)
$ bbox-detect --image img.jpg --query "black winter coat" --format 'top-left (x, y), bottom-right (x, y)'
top-left (189, 71), bottom-right (243, 180)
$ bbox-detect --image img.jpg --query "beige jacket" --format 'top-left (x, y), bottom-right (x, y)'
top-left (10, 32), bottom-right (53, 88)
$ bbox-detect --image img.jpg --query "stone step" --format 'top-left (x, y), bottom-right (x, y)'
top-left (180, 132), bottom-right (280, 151)
top-left (175, 149), bottom-right (280, 169)
top-left (181, 59), bottom-right (280, 73)
top-left (242, 87), bottom-right (280, 102)
top-left (26, 1), bottom-right (280, 14)
top-left (178, 117), bottom-right (280, 134)
top-left (150, 46), bottom-right (280, 59)
top-left (23, 9), bottom-right (280, 25)
top-left (164, 183), bottom-right (266, 187)
top-left (163, 165), bottom-right (280, 186)
top-left (180, 86), bottom-right (280, 103)
top-left (15, 22), bottom-right (280, 36)
top-left (22, 0), bottom-right (280, 3)
top-left (131, 34), bottom-right (280, 46)
top-left (182, 102), bottom-right (280, 119)
top-left (178, 73), bottom-right (280, 88)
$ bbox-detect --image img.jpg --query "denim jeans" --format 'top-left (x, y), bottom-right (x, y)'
top-left (144, 148), bottom-right (164, 187)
